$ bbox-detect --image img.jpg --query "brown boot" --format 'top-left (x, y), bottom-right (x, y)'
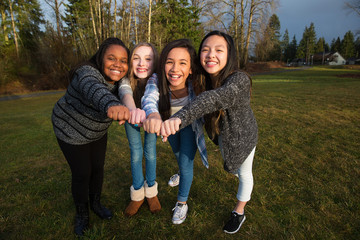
top-left (125, 185), bottom-right (145, 217)
top-left (145, 181), bottom-right (161, 213)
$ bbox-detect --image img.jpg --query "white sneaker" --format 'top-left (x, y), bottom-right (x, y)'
top-left (168, 173), bottom-right (180, 187)
top-left (172, 202), bottom-right (188, 224)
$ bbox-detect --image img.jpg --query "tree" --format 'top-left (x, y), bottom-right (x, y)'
top-left (341, 30), bottom-right (355, 58)
top-left (43, 0), bottom-right (64, 36)
top-left (314, 37), bottom-right (326, 53)
top-left (203, 0), bottom-right (278, 67)
top-left (281, 29), bottom-right (290, 62)
top-left (267, 14), bottom-right (281, 61)
top-left (287, 35), bottom-right (297, 61)
top-left (344, 0), bottom-right (360, 16)
top-left (296, 22), bottom-right (316, 64)
top-left (151, 0), bottom-right (201, 49)
top-left (330, 37), bottom-right (341, 52)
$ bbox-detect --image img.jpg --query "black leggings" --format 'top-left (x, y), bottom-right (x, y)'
top-left (57, 134), bottom-right (107, 205)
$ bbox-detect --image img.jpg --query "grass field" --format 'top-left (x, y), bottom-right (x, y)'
top-left (1, 66), bottom-right (359, 239)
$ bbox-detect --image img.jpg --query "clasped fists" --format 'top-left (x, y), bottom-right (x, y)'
top-left (128, 108), bottom-right (146, 126)
top-left (160, 118), bottom-right (181, 142)
top-left (143, 113), bottom-right (162, 135)
top-left (107, 105), bottom-right (130, 125)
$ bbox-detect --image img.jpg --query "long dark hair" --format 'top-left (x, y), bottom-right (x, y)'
top-left (129, 42), bottom-right (158, 107)
top-left (158, 39), bottom-right (200, 120)
top-left (199, 31), bottom-right (240, 140)
top-left (69, 37), bottom-right (129, 81)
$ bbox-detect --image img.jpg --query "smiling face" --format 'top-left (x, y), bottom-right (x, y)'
top-left (200, 35), bottom-right (228, 77)
top-left (165, 47), bottom-right (192, 91)
top-left (132, 46), bottom-right (154, 79)
top-left (103, 44), bottom-right (129, 84)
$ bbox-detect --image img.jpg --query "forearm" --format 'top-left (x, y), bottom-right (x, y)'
top-left (121, 94), bottom-right (137, 111)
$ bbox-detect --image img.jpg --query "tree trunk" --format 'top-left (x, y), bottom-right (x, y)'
top-left (54, 0), bottom-right (62, 36)
top-left (127, 0), bottom-right (132, 44)
top-left (8, 0), bottom-right (19, 58)
top-left (134, 0), bottom-right (138, 44)
top-left (148, 0), bottom-right (152, 42)
top-left (89, 0), bottom-right (99, 48)
top-left (244, 0), bottom-right (255, 66)
top-left (1, 8), bottom-right (9, 42)
top-left (113, 0), bottom-right (117, 37)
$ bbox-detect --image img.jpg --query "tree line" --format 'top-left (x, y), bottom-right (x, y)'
top-left (0, 0), bottom-right (359, 92)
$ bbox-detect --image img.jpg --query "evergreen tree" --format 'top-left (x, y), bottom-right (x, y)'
top-left (152, 0), bottom-right (201, 49)
top-left (296, 22), bottom-right (316, 64)
top-left (281, 29), bottom-right (290, 62)
top-left (355, 37), bottom-right (360, 58)
top-left (341, 30), bottom-right (355, 59)
top-left (267, 14), bottom-right (281, 61)
top-left (288, 35), bottom-right (297, 61)
top-left (315, 37), bottom-right (326, 54)
top-left (330, 37), bottom-right (341, 52)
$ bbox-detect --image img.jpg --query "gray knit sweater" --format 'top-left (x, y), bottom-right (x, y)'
top-left (172, 71), bottom-right (258, 174)
top-left (52, 65), bottom-right (123, 145)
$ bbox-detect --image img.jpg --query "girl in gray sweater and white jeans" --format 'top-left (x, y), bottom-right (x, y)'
top-left (160, 31), bottom-right (258, 235)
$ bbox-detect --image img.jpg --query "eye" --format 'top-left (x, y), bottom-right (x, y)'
top-left (146, 57), bottom-right (152, 61)
top-left (166, 60), bottom-right (173, 65)
top-left (201, 48), bottom-right (209, 52)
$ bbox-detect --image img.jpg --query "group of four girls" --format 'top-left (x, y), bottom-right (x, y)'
top-left (52, 31), bottom-right (258, 236)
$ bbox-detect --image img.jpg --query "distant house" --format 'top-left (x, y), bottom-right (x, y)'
top-left (313, 52), bottom-right (346, 65)
top-left (346, 57), bottom-right (360, 65)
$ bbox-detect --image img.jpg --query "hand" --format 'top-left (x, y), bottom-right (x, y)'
top-left (143, 113), bottom-right (162, 135)
top-left (107, 105), bottom-right (130, 125)
top-left (160, 118), bottom-right (181, 142)
top-left (128, 108), bottom-right (146, 126)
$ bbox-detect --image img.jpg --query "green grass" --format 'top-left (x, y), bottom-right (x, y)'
top-left (1, 66), bottom-right (359, 239)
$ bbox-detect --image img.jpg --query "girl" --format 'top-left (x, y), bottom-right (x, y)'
top-left (161, 31), bottom-right (258, 234)
top-left (52, 38), bottom-right (130, 236)
top-left (118, 43), bottom-right (161, 216)
top-left (142, 39), bottom-right (208, 224)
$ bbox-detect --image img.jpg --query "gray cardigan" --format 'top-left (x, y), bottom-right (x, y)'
top-left (52, 65), bottom-right (123, 145)
top-left (172, 71), bottom-right (258, 174)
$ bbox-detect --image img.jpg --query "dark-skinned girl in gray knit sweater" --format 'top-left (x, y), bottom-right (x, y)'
top-left (52, 38), bottom-right (130, 236)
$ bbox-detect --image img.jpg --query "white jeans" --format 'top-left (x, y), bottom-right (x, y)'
top-left (234, 147), bottom-right (255, 202)
top-left (218, 136), bottom-right (255, 202)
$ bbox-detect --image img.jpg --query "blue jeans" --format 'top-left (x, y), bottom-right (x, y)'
top-left (125, 122), bottom-right (157, 190)
top-left (168, 125), bottom-right (197, 202)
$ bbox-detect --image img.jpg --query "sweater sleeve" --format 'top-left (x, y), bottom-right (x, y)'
top-left (118, 77), bottom-right (133, 100)
top-left (172, 71), bottom-right (250, 128)
top-left (72, 66), bottom-right (123, 114)
top-left (141, 73), bottom-right (160, 116)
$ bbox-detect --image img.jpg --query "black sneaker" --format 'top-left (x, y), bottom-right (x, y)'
top-left (223, 211), bottom-right (246, 234)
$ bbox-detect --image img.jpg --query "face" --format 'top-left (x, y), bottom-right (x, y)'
top-left (103, 44), bottom-right (128, 84)
top-left (132, 46), bottom-right (154, 79)
top-left (165, 47), bottom-right (192, 91)
top-left (200, 35), bottom-right (228, 77)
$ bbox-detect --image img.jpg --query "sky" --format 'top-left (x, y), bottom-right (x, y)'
top-left (276, 0), bottom-right (359, 44)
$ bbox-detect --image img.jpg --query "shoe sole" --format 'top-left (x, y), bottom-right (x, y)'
top-left (223, 215), bottom-right (246, 234)
top-left (172, 216), bottom-right (186, 224)
top-left (168, 182), bottom-right (179, 187)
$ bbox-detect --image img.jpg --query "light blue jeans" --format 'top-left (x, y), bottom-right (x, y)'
top-left (168, 125), bottom-right (197, 202)
top-left (125, 122), bottom-right (157, 190)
